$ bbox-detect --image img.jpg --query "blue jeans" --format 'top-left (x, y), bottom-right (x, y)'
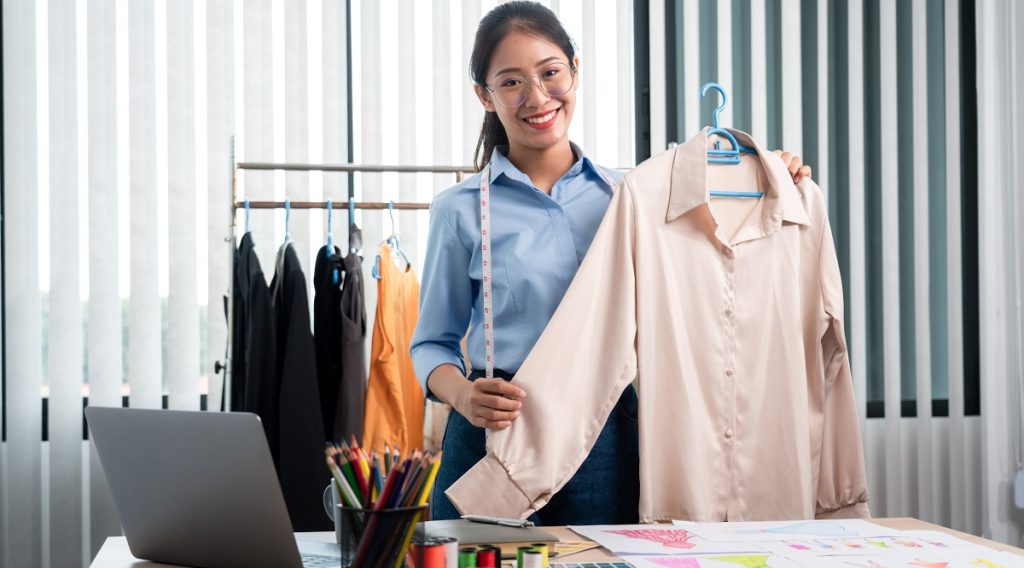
top-left (430, 370), bottom-right (639, 524)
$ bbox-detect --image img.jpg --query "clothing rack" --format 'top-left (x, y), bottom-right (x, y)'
top-left (239, 200), bottom-right (432, 210)
top-left (222, 138), bottom-right (476, 410)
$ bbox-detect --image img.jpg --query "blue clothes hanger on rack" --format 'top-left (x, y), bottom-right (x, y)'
top-left (347, 196), bottom-right (362, 256)
top-left (283, 198), bottom-right (292, 243)
top-left (700, 82), bottom-right (763, 199)
top-left (373, 200), bottom-right (411, 280)
top-left (326, 198), bottom-right (335, 252)
top-left (244, 199), bottom-right (251, 233)
top-left (326, 198), bottom-right (341, 285)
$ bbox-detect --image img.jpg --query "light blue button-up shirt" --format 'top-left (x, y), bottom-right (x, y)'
top-left (410, 144), bottom-right (621, 394)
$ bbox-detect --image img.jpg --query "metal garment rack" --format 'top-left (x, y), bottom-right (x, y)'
top-left (221, 139), bottom-right (476, 410)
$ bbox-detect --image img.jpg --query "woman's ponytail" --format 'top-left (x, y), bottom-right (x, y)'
top-left (474, 111), bottom-right (510, 172)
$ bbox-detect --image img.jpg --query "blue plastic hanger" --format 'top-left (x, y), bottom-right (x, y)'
top-left (373, 200), bottom-right (411, 280)
top-left (326, 198), bottom-right (335, 251)
top-left (244, 199), bottom-right (251, 233)
top-left (283, 198), bottom-right (292, 243)
top-left (347, 196), bottom-right (363, 258)
top-left (700, 82), bottom-right (763, 199)
top-left (326, 199), bottom-right (341, 285)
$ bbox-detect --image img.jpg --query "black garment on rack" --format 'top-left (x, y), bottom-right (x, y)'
top-left (340, 250), bottom-right (367, 437)
top-left (313, 246), bottom-right (367, 442)
top-left (313, 245), bottom-right (345, 440)
top-left (271, 242), bottom-right (330, 531)
top-left (226, 232), bottom-right (279, 463)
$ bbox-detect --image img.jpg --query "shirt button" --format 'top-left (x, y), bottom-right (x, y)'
top-left (725, 369), bottom-right (734, 377)
top-left (724, 307), bottom-right (733, 317)
top-left (725, 428), bottom-right (735, 439)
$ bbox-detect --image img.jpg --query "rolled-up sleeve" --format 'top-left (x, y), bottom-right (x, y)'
top-left (410, 204), bottom-right (473, 397)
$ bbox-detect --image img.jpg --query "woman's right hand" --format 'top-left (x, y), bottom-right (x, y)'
top-left (427, 364), bottom-right (527, 430)
top-left (452, 378), bottom-right (526, 430)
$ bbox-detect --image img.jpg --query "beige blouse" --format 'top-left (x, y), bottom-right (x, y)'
top-left (446, 128), bottom-right (870, 523)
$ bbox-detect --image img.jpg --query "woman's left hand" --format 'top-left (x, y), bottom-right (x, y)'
top-left (773, 150), bottom-right (812, 184)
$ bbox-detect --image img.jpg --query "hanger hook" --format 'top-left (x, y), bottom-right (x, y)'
top-left (388, 200), bottom-right (397, 237)
top-left (244, 199), bottom-right (251, 233)
top-left (700, 82), bottom-right (728, 129)
top-left (349, 196), bottom-right (356, 226)
top-left (284, 198), bottom-right (291, 243)
top-left (326, 198), bottom-right (334, 248)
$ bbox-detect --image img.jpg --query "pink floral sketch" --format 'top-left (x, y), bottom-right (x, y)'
top-left (606, 528), bottom-right (698, 549)
top-left (649, 558), bottom-right (701, 568)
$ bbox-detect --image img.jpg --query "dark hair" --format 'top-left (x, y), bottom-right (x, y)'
top-left (470, 1), bottom-right (576, 171)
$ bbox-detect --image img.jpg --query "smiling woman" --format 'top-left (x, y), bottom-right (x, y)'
top-left (410, 1), bottom-right (642, 524)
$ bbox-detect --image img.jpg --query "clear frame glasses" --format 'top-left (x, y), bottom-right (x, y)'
top-left (485, 61), bottom-right (578, 108)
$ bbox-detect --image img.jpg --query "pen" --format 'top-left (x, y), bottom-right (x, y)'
top-left (461, 514), bottom-right (535, 528)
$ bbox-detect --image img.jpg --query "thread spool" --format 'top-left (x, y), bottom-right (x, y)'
top-left (529, 543), bottom-right (549, 568)
top-left (458, 546), bottom-right (478, 568)
top-left (412, 539), bottom-right (445, 568)
top-left (437, 537), bottom-right (459, 568)
top-left (521, 549), bottom-right (543, 568)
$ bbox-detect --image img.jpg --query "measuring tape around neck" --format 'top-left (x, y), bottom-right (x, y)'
top-left (477, 161), bottom-right (616, 381)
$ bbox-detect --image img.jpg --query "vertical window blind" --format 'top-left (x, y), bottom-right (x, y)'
top-left (1, 1), bottom-right (634, 566)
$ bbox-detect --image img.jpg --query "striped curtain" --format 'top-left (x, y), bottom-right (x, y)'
top-left (647, 0), bottom-right (1024, 544)
top-left (974, 0), bottom-right (1024, 548)
top-left (0, 1), bottom-right (634, 566)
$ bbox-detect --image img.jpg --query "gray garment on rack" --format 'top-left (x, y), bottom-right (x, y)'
top-left (338, 249), bottom-right (367, 438)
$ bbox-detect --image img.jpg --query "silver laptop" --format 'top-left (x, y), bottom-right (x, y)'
top-left (85, 407), bottom-right (340, 568)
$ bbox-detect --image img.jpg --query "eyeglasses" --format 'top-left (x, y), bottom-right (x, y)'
top-left (485, 61), bottom-right (578, 108)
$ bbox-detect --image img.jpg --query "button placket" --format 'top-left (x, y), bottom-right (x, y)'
top-left (716, 240), bottom-right (741, 515)
top-left (722, 242), bottom-right (739, 517)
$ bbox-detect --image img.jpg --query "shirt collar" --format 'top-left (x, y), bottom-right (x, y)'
top-left (666, 127), bottom-right (811, 227)
top-left (488, 142), bottom-right (611, 192)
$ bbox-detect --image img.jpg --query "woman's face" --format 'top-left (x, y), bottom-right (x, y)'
top-left (476, 31), bottom-right (579, 154)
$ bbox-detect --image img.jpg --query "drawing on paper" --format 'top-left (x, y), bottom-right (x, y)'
top-left (606, 528), bottom-right (697, 549)
top-left (767, 535), bottom-right (968, 558)
top-left (648, 555), bottom-right (772, 568)
top-left (731, 520), bottom-right (859, 538)
top-left (829, 555), bottom-right (1013, 568)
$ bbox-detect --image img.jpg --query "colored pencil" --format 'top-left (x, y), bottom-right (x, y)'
top-left (347, 449), bottom-right (370, 504)
top-left (338, 450), bottom-right (363, 504)
top-left (374, 453), bottom-right (384, 491)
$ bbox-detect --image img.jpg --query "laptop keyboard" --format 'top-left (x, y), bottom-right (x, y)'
top-left (302, 553), bottom-right (341, 567)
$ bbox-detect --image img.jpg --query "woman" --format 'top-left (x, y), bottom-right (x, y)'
top-left (410, 1), bottom-right (811, 523)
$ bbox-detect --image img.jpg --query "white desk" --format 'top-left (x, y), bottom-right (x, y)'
top-left (91, 532), bottom-right (336, 568)
top-left (91, 519), bottom-right (1024, 567)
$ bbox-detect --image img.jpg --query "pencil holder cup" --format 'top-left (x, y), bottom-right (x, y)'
top-left (336, 505), bottom-right (428, 568)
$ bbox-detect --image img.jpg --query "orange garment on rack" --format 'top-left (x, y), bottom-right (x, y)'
top-left (362, 244), bottom-right (425, 454)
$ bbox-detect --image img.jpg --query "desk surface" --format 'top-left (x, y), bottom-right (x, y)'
top-left (91, 518), bottom-right (1023, 567)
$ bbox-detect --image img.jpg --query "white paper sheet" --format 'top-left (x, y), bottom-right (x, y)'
top-left (755, 530), bottom-right (995, 558)
top-left (800, 549), bottom-right (1024, 567)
